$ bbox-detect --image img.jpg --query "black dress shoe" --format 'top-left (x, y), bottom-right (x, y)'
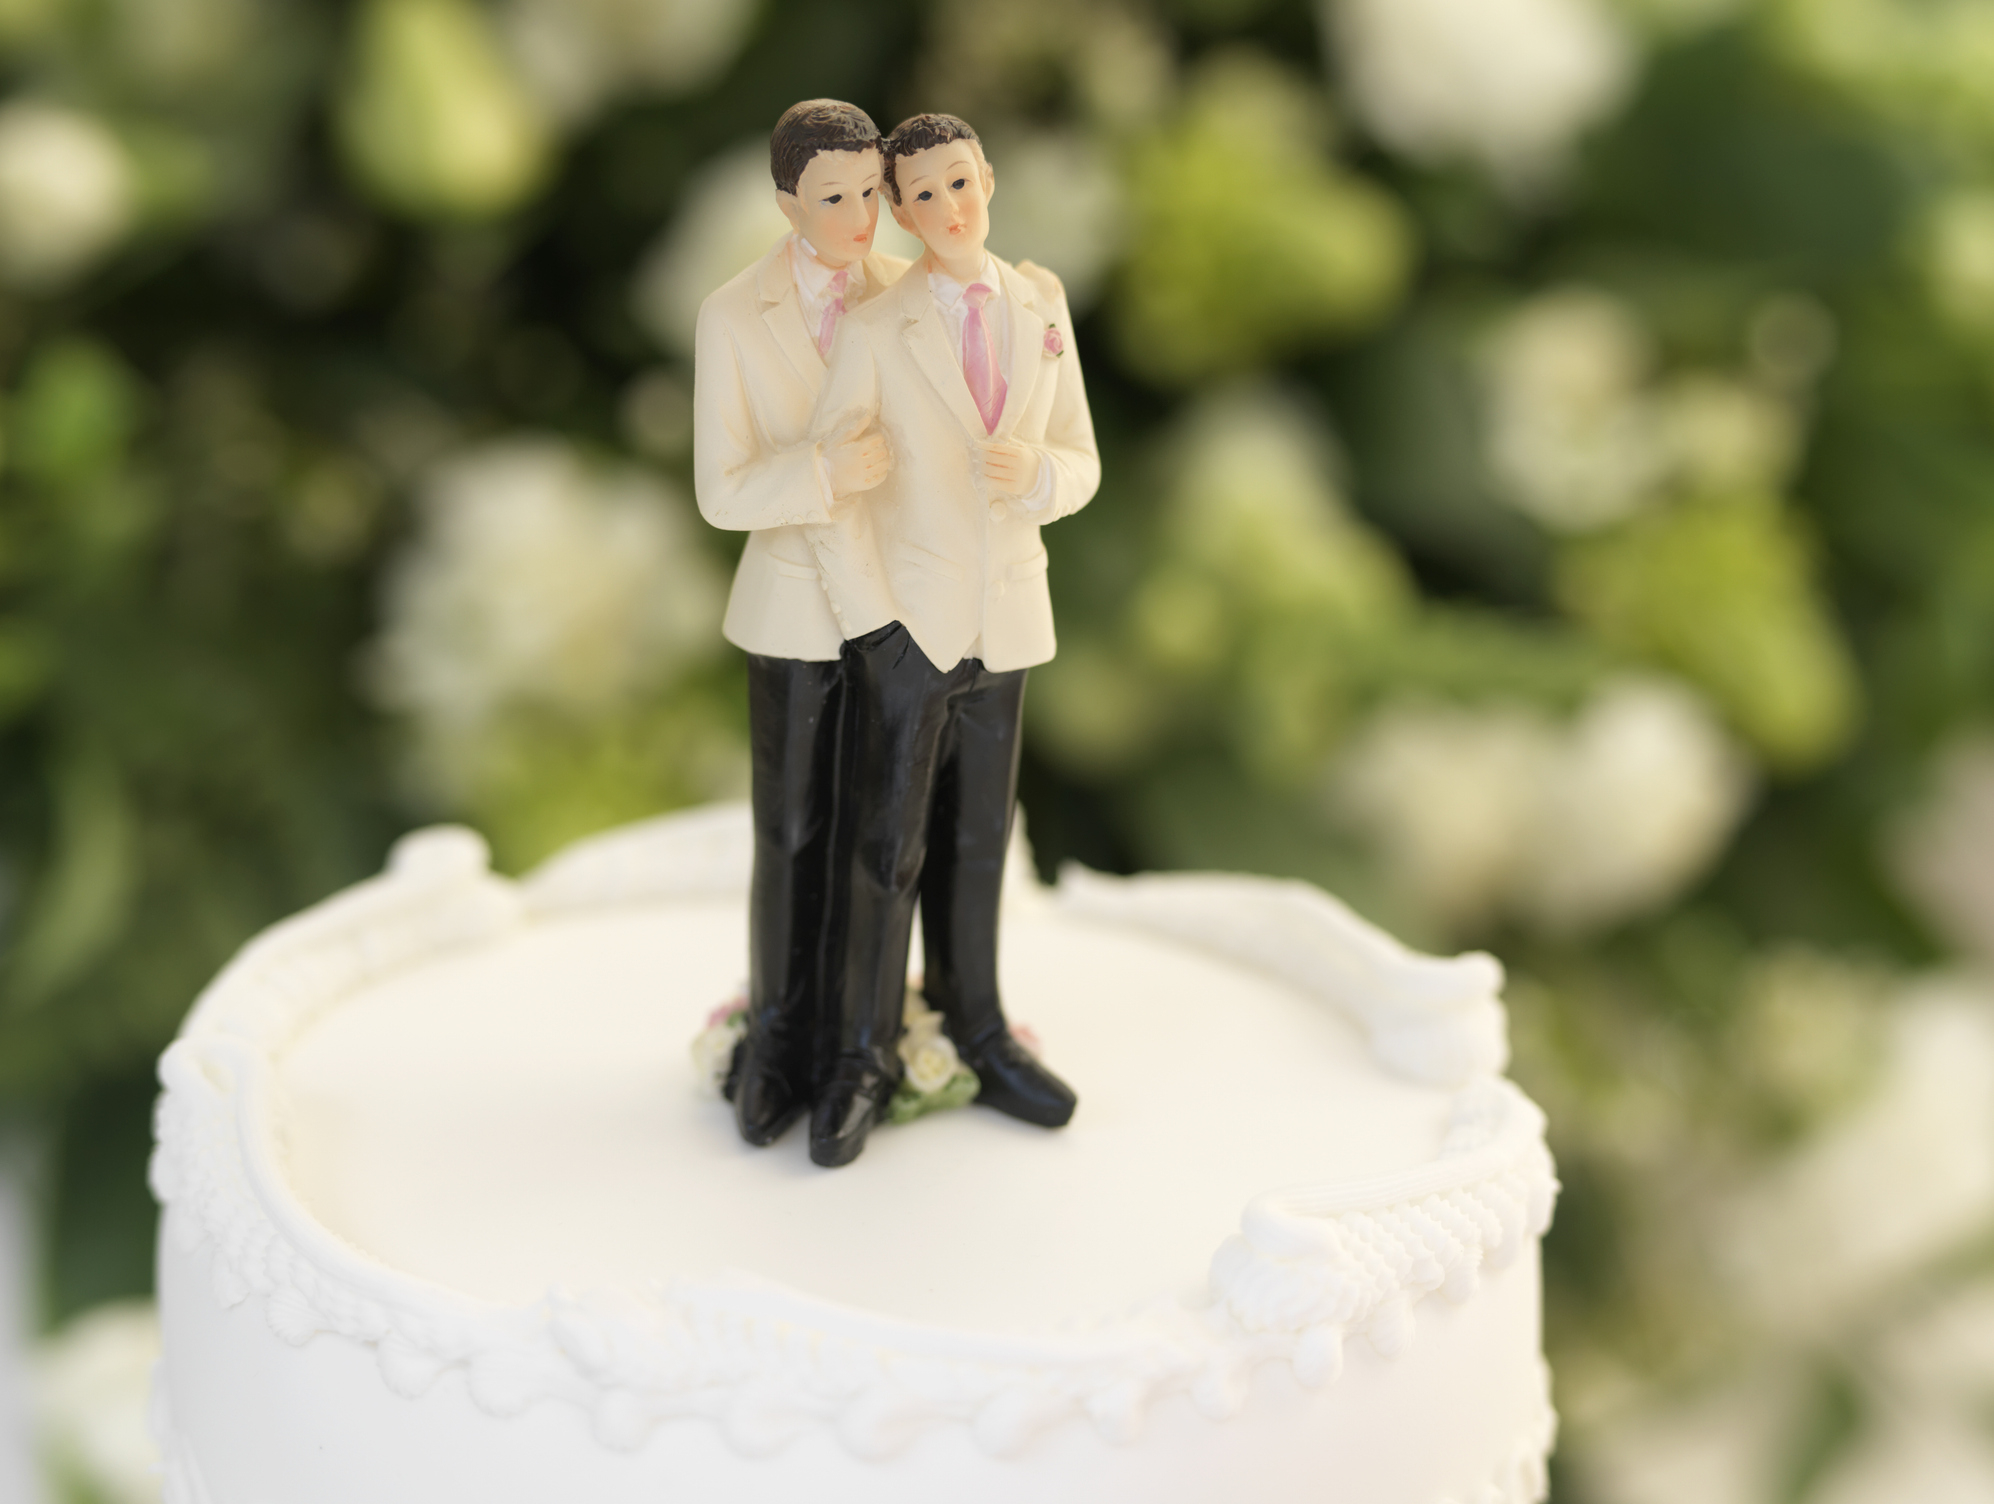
top-left (809, 1055), bottom-right (900, 1168)
top-left (960, 1031), bottom-right (1077, 1128)
top-left (728, 1031), bottom-right (808, 1147)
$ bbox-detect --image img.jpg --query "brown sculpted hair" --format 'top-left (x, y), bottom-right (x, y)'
top-left (882, 113), bottom-right (981, 204)
top-left (769, 100), bottom-right (882, 195)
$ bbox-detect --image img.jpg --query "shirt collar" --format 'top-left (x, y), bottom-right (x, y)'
top-left (928, 253), bottom-right (999, 311)
top-left (791, 233), bottom-right (863, 304)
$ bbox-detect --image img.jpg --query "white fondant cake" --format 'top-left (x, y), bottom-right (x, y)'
top-left (149, 803), bottom-right (1558, 1503)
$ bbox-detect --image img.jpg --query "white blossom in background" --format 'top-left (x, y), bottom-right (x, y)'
top-left (1336, 701), bottom-right (1553, 932)
top-left (632, 141), bottom-right (924, 358)
top-left (1326, 0), bottom-right (1636, 192)
top-left (1654, 374), bottom-right (1799, 496)
top-left (1874, 1281), bottom-right (1994, 1429)
top-left (1569, 1366), bottom-right (1805, 1504)
top-left (499, 0), bottom-right (760, 129)
top-left (1480, 287), bottom-right (1668, 530)
top-left (366, 437), bottom-right (722, 792)
top-left (1736, 946), bottom-right (1887, 1123)
top-left (1518, 678), bottom-right (1753, 932)
top-left (0, 101), bottom-right (134, 291)
top-left (1889, 735), bottom-right (1994, 967)
top-left (1481, 286), bottom-right (1807, 531)
top-left (1921, 190), bottom-right (1994, 341)
top-left (1809, 1415), bottom-right (1994, 1504)
top-left (1334, 676), bottom-right (1749, 935)
top-left (1721, 981), bottom-right (1994, 1336)
top-left (30, 1301), bottom-right (160, 1504)
top-left (984, 130), bottom-right (1125, 312)
top-left (632, 143), bottom-right (788, 357)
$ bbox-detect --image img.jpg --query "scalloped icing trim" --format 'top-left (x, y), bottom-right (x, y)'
top-left (150, 803), bottom-right (1559, 1464)
top-left (154, 1349), bottom-right (1554, 1504)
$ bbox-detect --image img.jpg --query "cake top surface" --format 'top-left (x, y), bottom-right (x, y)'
top-left (151, 802), bottom-right (1552, 1461)
top-left (274, 896), bottom-right (1452, 1331)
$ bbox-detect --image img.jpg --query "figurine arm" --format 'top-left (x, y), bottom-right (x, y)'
top-left (800, 322), bottom-right (898, 638)
top-left (806, 316), bottom-right (885, 481)
top-left (991, 275), bottom-right (1099, 521)
top-left (692, 299), bottom-right (838, 532)
top-left (1034, 286), bottom-right (1101, 521)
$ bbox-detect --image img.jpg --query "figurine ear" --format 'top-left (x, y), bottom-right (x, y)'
top-left (888, 193), bottom-right (916, 235)
top-left (775, 189), bottom-right (804, 232)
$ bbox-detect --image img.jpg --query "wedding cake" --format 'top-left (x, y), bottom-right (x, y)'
top-left (149, 801), bottom-right (1558, 1503)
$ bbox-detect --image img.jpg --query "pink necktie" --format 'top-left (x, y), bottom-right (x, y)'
top-left (817, 268), bottom-right (848, 358)
top-left (962, 282), bottom-right (1006, 434)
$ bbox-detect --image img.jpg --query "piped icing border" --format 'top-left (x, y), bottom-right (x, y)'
top-left (149, 803), bottom-right (1558, 1464)
top-left (152, 1354), bottom-right (1556, 1504)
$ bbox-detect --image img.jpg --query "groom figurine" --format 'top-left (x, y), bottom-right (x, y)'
top-left (693, 100), bottom-right (908, 1147)
top-left (803, 113), bottom-right (1100, 1166)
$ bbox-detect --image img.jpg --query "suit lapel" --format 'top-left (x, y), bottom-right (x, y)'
top-left (993, 258), bottom-right (1047, 440)
top-left (898, 272), bottom-right (990, 438)
top-left (756, 239), bottom-right (825, 390)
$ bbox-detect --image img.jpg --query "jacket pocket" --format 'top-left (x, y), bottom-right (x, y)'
top-left (1005, 548), bottom-right (1050, 581)
top-left (768, 558), bottom-right (819, 581)
top-left (895, 540), bottom-right (965, 581)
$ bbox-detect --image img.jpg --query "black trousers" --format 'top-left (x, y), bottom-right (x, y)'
top-left (830, 622), bottom-right (1028, 1074)
top-left (744, 654), bottom-right (844, 1084)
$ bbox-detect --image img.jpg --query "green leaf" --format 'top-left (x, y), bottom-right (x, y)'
top-left (5, 741), bottom-right (137, 1009)
top-left (885, 1068), bottom-right (981, 1126)
top-left (1555, 493), bottom-right (1861, 773)
top-left (9, 340), bottom-right (142, 492)
top-left (336, 0), bottom-right (553, 221)
top-left (0, 620), bottom-right (53, 723)
top-left (1115, 52), bottom-right (1413, 383)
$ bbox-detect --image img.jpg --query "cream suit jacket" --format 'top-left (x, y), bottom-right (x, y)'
top-left (694, 236), bottom-right (910, 661)
top-left (803, 254), bottom-right (1100, 673)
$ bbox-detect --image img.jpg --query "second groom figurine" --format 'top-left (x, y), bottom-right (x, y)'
top-left (802, 112), bottom-right (1101, 1167)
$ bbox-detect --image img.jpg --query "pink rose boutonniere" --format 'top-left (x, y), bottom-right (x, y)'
top-left (1043, 326), bottom-right (1064, 358)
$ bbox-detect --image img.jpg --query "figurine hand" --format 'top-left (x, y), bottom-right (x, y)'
top-left (975, 441), bottom-right (1039, 497)
top-left (825, 429), bottom-right (890, 500)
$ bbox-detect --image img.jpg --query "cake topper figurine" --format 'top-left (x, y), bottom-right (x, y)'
top-left (693, 105), bottom-right (1100, 1167)
top-left (692, 100), bottom-right (909, 1150)
top-left (801, 112), bottom-right (1099, 1166)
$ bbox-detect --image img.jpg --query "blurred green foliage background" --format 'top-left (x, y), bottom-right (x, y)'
top-left (7, 0), bottom-right (1994, 1499)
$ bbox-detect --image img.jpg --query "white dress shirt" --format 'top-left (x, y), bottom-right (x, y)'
top-left (792, 233), bottom-right (865, 358)
top-left (788, 234), bottom-right (868, 516)
top-left (928, 255), bottom-right (1054, 512)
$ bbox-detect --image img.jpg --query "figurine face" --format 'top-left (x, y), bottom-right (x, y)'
top-left (889, 140), bottom-right (994, 273)
top-left (776, 147), bottom-right (884, 269)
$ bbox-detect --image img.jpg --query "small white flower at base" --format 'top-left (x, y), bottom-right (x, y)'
top-left (903, 1034), bottom-right (962, 1097)
top-left (692, 983), bottom-right (997, 1126)
top-left (690, 994), bottom-right (746, 1093)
